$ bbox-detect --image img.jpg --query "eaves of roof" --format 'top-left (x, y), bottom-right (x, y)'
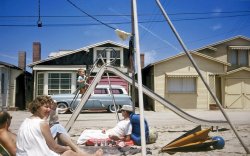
top-left (145, 35), bottom-right (250, 68)
top-left (0, 61), bottom-right (22, 70)
top-left (191, 35), bottom-right (250, 52)
top-left (149, 51), bottom-right (230, 66)
top-left (225, 67), bottom-right (250, 75)
top-left (28, 40), bottom-right (129, 67)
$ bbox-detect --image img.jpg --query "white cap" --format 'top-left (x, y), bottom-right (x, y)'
top-left (120, 105), bottom-right (133, 112)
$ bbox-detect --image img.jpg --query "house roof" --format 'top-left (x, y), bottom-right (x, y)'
top-left (225, 67), bottom-right (250, 75)
top-left (147, 51), bottom-right (230, 67)
top-left (144, 35), bottom-right (249, 68)
top-left (190, 35), bottom-right (250, 52)
top-left (0, 61), bottom-right (22, 70)
top-left (28, 40), bottom-right (129, 67)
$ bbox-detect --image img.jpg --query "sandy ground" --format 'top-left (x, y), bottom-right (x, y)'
top-left (8, 109), bottom-right (250, 156)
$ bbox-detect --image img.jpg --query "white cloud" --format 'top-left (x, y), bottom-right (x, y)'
top-left (211, 24), bottom-right (222, 31)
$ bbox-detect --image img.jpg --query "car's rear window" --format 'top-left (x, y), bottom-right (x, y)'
top-left (111, 89), bottom-right (123, 94)
top-left (94, 88), bottom-right (124, 94)
top-left (94, 88), bottom-right (108, 94)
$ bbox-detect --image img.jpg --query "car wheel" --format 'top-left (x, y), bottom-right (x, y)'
top-left (69, 107), bottom-right (75, 113)
top-left (108, 105), bottom-right (120, 113)
top-left (57, 103), bottom-right (68, 114)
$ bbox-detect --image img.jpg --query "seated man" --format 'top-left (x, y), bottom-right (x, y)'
top-left (77, 105), bottom-right (133, 145)
top-left (0, 111), bottom-right (16, 156)
top-left (104, 105), bottom-right (133, 142)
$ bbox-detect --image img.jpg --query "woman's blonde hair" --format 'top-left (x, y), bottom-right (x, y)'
top-left (28, 95), bottom-right (55, 114)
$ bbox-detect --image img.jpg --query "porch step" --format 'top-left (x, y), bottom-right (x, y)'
top-left (209, 104), bottom-right (219, 110)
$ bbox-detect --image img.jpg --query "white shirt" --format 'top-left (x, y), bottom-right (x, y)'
top-left (77, 75), bottom-right (86, 83)
top-left (16, 118), bottom-right (59, 156)
top-left (107, 119), bottom-right (132, 138)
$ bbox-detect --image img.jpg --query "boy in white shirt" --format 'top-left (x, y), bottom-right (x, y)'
top-left (77, 68), bottom-right (87, 94)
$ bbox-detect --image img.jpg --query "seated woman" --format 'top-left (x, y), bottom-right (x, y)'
top-left (0, 111), bottom-right (16, 156)
top-left (77, 105), bottom-right (133, 145)
top-left (16, 95), bottom-right (103, 156)
top-left (49, 101), bottom-right (83, 153)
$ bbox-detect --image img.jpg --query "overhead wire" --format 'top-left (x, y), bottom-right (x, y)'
top-left (0, 14), bottom-right (250, 27)
top-left (139, 0), bottom-right (166, 42)
top-left (1, 13), bottom-right (250, 27)
top-left (1, 10), bottom-right (250, 18)
top-left (65, 0), bottom-right (116, 30)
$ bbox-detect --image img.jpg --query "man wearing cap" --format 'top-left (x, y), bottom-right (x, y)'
top-left (105, 105), bottom-right (133, 142)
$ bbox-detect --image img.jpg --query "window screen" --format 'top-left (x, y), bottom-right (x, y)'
top-left (168, 77), bottom-right (196, 93)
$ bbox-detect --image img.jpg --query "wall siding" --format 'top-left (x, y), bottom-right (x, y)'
top-left (153, 55), bottom-right (225, 111)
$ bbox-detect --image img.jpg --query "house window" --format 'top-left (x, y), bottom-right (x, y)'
top-left (167, 77), bottom-right (196, 93)
top-left (94, 47), bottom-right (123, 67)
top-left (1, 73), bottom-right (4, 94)
top-left (96, 50), bottom-right (107, 65)
top-left (110, 50), bottom-right (121, 66)
top-left (48, 73), bottom-right (71, 95)
top-left (37, 73), bottom-right (44, 95)
top-left (230, 50), bottom-right (248, 66)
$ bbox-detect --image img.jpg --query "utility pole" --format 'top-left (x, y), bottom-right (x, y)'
top-left (131, 0), bottom-right (147, 155)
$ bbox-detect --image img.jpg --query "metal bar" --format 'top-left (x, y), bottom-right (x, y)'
top-left (105, 71), bottom-right (120, 122)
top-left (65, 66), bottom-right (106, 132)
top-left (130, 0), bottom-right (136, 113)
top-left (155, 0), bottom-right (249, 153)
top-left (99, 52), bottom-right (120, 122)
top-left (132, 0), bottom-right (147, 154)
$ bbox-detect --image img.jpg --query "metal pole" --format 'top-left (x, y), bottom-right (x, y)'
top-left (155, 0), bottom-right (249, 154)
top-left (130, 0), bottom-right (136, 113)
top-left (132, 0), bottom-right (147, 155)
top-left (106, 72), bottom-right (120, 122)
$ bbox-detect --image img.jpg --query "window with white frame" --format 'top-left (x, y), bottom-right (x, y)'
top-left (48, 73), bottom-right (71, 95)
top-left (230, 49), bottom-right (248, 66)
top-left (110, 49), bottom-right (121, 66)
top-left (167, 77), bottom-right (196, 93)
top-left (94, 47), bottom-right (123, 67)
top-left (37, 73), bottom-right (44, 95)
top-left (96, 50), bottom-right (107, 64)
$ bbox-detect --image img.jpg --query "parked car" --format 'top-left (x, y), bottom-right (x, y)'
top-left (50, 85), bottom-right (133, 113)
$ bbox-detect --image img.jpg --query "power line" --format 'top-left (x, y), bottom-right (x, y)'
top-left (1, 13), bottom-right (250, 27)
top-left (65, 0), bottom-right (116, 30)
top-left (1, 10), bottom-right (250, 18)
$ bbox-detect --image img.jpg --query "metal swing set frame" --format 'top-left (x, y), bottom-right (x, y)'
top-left (65, 0), bottom-right (249, 155)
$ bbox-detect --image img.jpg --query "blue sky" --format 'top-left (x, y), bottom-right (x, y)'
top-left (1, 0), bottom-right (250, 71)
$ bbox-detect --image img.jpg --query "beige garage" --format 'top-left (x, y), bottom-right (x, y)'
top-left (225, 79), bottom-right (250, 108)
top-left (223, 67), bottom-right (250, 109)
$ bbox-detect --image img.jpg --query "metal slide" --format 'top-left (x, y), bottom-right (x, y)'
top-left (65, 65), bottom-right (227, 132)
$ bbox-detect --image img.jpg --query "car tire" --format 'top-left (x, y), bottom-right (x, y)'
top-left (69, 107), bottom-right (75, 113)
top-left (57, 102), bottom-right (68, 114)
top-left (108, 105), bottom-right (120, 113)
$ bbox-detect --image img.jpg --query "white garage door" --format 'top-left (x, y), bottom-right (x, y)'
top-left (225, 79), bottom-right (250, 109)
